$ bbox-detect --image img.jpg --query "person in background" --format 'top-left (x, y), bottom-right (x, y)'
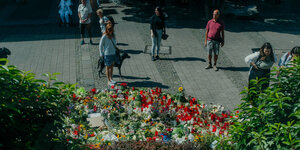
top-left (245, 42), bottom-right (277, 91)
top-left (96, 9), bottom-right (110, 35)
top-left (204, 9), bottom-right (225, 71)
top-left (99, 24), bottom-right (117, 86)
top-left (150, 6), bottom-right (166, 61)
top-left (78, 0), bottom-right (93, 45)
top-left (278, 46), bottom-right (300, 67)
top-left (58, 0), bottom-right (73, 27)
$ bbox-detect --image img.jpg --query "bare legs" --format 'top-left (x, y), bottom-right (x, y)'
top-left (207, 54), bottom-right (218, 65)
top-left (106, 65), bottom-right (114, 84)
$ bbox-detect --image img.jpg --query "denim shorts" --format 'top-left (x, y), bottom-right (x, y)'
top-left (104, 55), bottom-right (116, 66)
top-left (207, 40), bottom-right (220, 55)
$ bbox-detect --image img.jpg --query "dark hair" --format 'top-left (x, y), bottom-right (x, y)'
top-left (260, 42), bottom-right (275, 62)
top-left (155, 6), bottom-right (164, 20)
top-left (291, 46), bottom-right (300, 55)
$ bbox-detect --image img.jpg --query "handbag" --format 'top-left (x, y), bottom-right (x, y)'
top-left (162, 33), bottom-right (168, 40)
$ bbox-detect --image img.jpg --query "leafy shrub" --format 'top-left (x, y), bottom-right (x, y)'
top-left (220, 58), bottom-right (300, 149)
top-left (0, 65), bottom-right (77, 149)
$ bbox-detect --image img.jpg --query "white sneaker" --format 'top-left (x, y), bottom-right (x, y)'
top-left (111, 80), bottom-right (116, 84)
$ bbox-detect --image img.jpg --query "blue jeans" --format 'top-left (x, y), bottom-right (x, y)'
top-left (151, 29), bottom-right (162, 56)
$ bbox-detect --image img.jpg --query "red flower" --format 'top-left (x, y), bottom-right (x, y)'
top-left (113, 95), bottom-right (117, 98)
top-left (72, 94), bottom-right (76, 99)
top-left (66, 139), bottom-right (70, 142)
top-left (192, 97), bottom-right (196, 103)
top-left (132, 87), bottom-right (135, 91)
top-left (90, 133), bottom-right (95, 137)
top-left (155, 131), bottom-right (158, 136)
top-left (162, 95), bottom-right (166, 100)
top-left (153, 137), bottom-right (157, 141)
top-left (236, 110), bottom-right (239, 114)
top-left (212, 125), bottom-right (217, 132)
top-left (204, 120), bottom-right (208, 124)
top-left (111, 85), bottom-right (115, 89)
top-left (121, 83), bottom-right (127, 86)
top-left (141, 107), bottom-right (143, 112)
top-left (140, 90), bottom-right (143, 95)
top-left (91, 88), bottom-right (96, 93)
top-left (74, 130), bottom-right (78, 135)
top-left (93, 105), bottom-right (97, 112)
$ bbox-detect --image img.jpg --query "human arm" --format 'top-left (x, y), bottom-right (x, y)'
top-left (221, 29), bottom-right (224, 47)
top-left (245, 52), bottom-right (260, 70)
top-left (205, 30), bottom-right (208, 47)
top-left (99, 36), bottom-right (105, 57)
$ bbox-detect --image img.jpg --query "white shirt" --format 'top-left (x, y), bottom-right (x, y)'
top-left (245, 51), bottom-right (277, 74)
top-left (78, 4), bottom-right (92, 24)
top-left (99, 35), bottom-right (117, 56)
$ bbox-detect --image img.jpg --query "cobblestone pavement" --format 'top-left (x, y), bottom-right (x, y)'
top-left (1, 0), bottom-right (300, 110)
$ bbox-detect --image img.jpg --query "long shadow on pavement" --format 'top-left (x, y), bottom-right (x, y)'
top-left (125, 81), bottom-right (169, 89)
top-left (218, 66), bottom-right (249, 72)
top-left (160, 57), bottom-right (206, 62)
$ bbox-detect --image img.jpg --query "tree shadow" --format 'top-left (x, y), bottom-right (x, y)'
top-left (160, 57), bottom-right (206, 62)
top-left (218, 66), bottom-right (249, 72)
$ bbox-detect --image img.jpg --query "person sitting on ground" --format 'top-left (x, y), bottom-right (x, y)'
top-left (99, 24), bottom-right (118, 86)
top-left (96, 9), bottom-right (111, 35)
top-left (278, 46), bottom-right (300, 68)
top-left (58, 0), bottom-right (73, 27)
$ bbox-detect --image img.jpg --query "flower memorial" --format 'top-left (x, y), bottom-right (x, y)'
top-left (64, 84), bottom-right (235, 148)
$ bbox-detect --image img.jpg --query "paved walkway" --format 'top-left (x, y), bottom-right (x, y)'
top-left (1, 0), bottom-right (300, 110)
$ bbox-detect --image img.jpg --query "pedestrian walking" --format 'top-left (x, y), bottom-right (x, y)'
top-left (99, 24), bottom-right (117, 86)
top-left (278, 46), bottom-right (300, 68)
top-left (150, 6), bottom-right (166, 61)
top-left (58, 0), bottom-right (73, 27)
top-left (245, 42), bottom-right (277, 91)
top-left (78, 0), bottom-right (93, 45)
top-left (96, 9), bottom-right (110, 35)
top-left (204, 9), bottom-right (224, 71)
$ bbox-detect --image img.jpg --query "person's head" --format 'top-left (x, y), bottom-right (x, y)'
top-left (213, 9), bottom-right (220, 21)
top-left (81, 0), bottom-right (86, 5)
top-left (104, 23), bottom-right (114, 36)
top-left (96, 9), bottom-right (103, 17)
top-left (260, 42), bottom-right (275, 61)
top-left (291, 46), bottom-right (300, 58)
top-left (155, 6), bottom-right (162, 16)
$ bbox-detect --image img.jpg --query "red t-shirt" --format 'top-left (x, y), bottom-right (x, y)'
top-left (206, 19), bottom-right (224, 41)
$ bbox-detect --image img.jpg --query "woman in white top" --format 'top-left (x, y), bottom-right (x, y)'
top-left (245, 42), bottom-right (277, 91)
top-left (99, 23), bottom-right (117, 85)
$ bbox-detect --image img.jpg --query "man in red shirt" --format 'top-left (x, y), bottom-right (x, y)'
top-left (204, 9), bottom-right (225, 71)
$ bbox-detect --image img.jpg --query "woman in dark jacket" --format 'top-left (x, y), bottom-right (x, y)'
top-left (150, 6), bottom-right (165, 61)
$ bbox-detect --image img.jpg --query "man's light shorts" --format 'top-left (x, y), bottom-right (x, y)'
top-left (207, 40), bottom-right (220, 55)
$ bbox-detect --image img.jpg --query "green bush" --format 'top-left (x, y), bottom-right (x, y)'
top-left (0, 64), bottom-right (77, 149)
top-left (220, 58), bottom-right (300, 149)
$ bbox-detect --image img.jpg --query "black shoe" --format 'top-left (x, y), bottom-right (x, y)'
top-left (152, 56), bottom-right (155, 61)
top-left (156, 55), bottom-right (160, 60)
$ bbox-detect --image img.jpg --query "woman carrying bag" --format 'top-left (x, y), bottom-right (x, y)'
top-left (99, 23), bottom-right (118, 86)
top-left (245, 42), bottom-right (277, 91)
